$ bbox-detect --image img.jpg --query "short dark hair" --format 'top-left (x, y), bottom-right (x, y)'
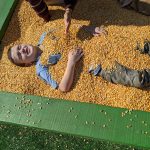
top-left (7, 47), bottom-right (26, 67)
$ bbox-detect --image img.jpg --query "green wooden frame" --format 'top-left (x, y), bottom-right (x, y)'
top-left (0, 91), bottom-right (150, 149)
top-left (0, 0), bottom-right (18, 41)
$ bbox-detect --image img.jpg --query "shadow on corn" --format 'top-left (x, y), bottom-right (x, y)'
top-left (75, 0), bottom-right (150, 41)
top-left (48, 0), bottom-right (150, 41)
top-left (2, 1), bottom-right (22, 47)
top-left (73, 0), bottom-right (150, 26)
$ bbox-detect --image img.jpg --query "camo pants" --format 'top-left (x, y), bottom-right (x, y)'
top-left (99, 62), bottom-right (150, 89)
top-left (98, 41), bottom-right (150, 89)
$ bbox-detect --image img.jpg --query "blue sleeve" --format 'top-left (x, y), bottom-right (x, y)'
top-left (35, 60), bottom-right (58, 89)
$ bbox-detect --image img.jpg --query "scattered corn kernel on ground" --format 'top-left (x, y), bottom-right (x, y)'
top-left (1, 0), bottom-right (150, 111)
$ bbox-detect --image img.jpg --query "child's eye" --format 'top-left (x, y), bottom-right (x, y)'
top-left (17, 45), bottom-right (21, 50)
top-left (17, 51), bottom-right (22, 60)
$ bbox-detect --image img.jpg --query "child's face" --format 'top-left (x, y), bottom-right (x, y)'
top-left (11, 44), bottom-right (37, 65)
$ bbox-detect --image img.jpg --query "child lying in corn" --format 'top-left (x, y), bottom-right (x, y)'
top-left (26, 0), bottom-right (78, 34)
top-left (7, 44), bottom-right (83, 92)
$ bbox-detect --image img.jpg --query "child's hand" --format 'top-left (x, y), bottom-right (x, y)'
top-left (68, 48), bottom-right (83, 66)
top-left (64, 9), bottom-right (72, 34)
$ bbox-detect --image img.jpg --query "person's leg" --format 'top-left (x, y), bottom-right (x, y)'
top-left (131, 0), bottom-right (150, 15)
top-left (45, 0), bottom-right (64, 6)
top-left (119, 0), bottom-right (133, 7)
top-left (140, 69), bottom-right (150, 88)
top-left (99, 62), bottom-right (135, 86)
top-left (27, 0), bottom-right (51, 22)
top-left (98, 62), bottom-right (148, 88)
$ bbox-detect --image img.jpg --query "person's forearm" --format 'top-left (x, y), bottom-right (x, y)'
top-left (59, 62), bottom-right (75, 92)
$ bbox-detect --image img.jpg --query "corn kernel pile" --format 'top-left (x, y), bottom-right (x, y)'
top-left (1, 0), bottom-right (150, 111)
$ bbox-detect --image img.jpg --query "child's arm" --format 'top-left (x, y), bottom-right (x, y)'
top-left (59, 48), bottom-right (83, 92)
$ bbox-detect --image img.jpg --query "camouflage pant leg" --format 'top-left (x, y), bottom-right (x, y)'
top-left (99, 62), bottom-right (150, 89)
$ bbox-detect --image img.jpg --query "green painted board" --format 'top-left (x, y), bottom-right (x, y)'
top-left (0, 0), bottom-right (18, 41)
top-left (0, 91), bottom-right (150, 149)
